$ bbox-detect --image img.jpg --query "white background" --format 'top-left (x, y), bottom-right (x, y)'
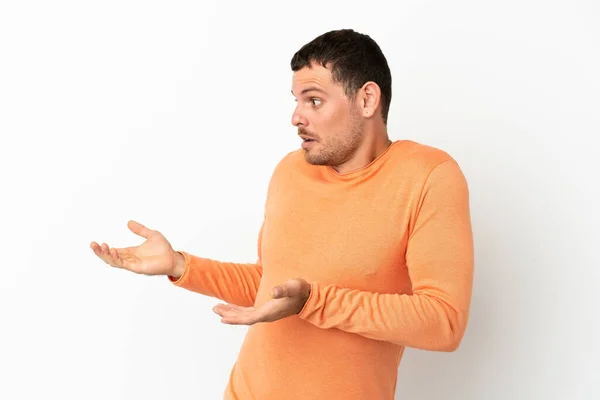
top-left (1, 1), bottom-right (598, 399)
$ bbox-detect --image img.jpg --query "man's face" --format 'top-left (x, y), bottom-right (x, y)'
top-left (291, 63), bottom-right (364, 166)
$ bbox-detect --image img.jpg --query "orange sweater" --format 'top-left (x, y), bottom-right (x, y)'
top-left (170, 140), bottom-right (474, 399)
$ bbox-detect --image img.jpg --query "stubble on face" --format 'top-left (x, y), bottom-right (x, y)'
top-left (292, 63), bottom-right (366, 167)
top-left (300, 106), bottom-right (365, 167)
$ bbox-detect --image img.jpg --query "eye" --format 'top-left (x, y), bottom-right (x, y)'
top-left (310, 98), bottom-right (322, 107)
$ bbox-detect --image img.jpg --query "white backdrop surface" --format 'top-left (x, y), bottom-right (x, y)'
top-left (1, 1), bottom-right (598, 399)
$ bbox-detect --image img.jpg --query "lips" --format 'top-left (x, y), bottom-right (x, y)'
top-left (301, 139), bottom-right (315, 149)
top-left (299, 134), bottom-right (317, 142)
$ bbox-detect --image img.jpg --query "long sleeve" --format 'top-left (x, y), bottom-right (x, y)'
top-left (297, 160), bottom-right (474, 351)
top-left (168, 224), bottom-right (264, 307)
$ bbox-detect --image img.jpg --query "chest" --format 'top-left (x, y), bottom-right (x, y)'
top-left (260, 177), bottom-right (415, 291)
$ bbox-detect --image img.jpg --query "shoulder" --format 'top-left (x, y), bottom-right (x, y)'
top-left (262, 149), bottom-right (304, 192)
top-left (268, 148), bottom-right (306, 177)
top-left (388, 140), bottom-right (456, 172)
top-left (386, 140), bottom-right (469, 193)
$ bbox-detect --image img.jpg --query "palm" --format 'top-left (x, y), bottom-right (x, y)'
top-left (90, 220), bottom-right (176, 275)
top-left (122, 231), bottom-right (174, 275)
top-left (213, 279), bottom-right (311, 325)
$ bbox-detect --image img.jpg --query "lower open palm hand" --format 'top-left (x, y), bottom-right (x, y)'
top-left (213, 278), bottom-right (311, 325)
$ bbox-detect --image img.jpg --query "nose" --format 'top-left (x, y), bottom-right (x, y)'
top-left (291, 105), bottom-right (308, 127)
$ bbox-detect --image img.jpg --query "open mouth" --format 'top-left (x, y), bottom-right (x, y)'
top-left (301, 138), bottom-right (316, 149)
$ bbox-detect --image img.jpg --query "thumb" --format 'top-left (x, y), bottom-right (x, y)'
top-left (271, 279), bottom-right (303, 299)
top-left (127, 220), bottom-right (153, 239)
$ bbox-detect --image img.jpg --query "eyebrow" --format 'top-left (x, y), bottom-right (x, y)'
top-left (291, 87), bottom-right (327, 97)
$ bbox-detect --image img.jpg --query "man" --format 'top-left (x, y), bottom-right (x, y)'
top-left (91, 29), bottom-right (474, 400)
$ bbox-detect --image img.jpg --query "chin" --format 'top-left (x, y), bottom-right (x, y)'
top-left (304, 151), bottom-right (330, 166)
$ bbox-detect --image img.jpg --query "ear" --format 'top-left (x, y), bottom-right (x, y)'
top-left (358, 81), bottom-right (381, 119)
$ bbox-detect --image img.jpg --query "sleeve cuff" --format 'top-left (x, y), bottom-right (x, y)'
top-left (297, 281), bottom-right (319, 319)
top-left (167, 251), bottom-right (191, 286)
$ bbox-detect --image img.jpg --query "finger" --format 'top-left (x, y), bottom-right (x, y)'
top-left (91, 241), bottom-right (136, 271)
top-left (110, 248), bottom-right (124, 266)
top-left (213, 304), bottom-right (256, 325)
top-left (90, 242), bottom-right (112, 264)
top-left (213, 303), bottom-right (247, 316)
top-left (127, 220), bottom-right (153, 239)
top-left (90, 242), bottom-right (102, 256)
top-left (272, 279), bottom-right (302, 299)
top-left (271, 285), bottom-right (283, 298)
top-left (213, 308), bottom-right (236, 319)
top-left (213, 308), bottom-right (242, 321)
top-left (222, 304), bottom-right (245, 311)
top-left (226, 300), bottom-right (277, 325)
top-left (99, 243), bottom-right (110, 260)
top-left (221, 317), bottom-right (252, 325)
top-left (102, 243), bottom-right (115, 261)
top-left (96, 242), bottom-right (124, 268)
top-left (220, 314), bottom-right (256, 325)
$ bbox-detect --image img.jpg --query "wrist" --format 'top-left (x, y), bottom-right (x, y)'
top-left (170, 251), bottom-right (186, 279)
top-left (296, 282), bottom-right (312, 314)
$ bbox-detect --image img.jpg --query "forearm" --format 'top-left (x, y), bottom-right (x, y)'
top-left (169, 251), bottom-right (263, 307)
top-left (298, 282), bottom-right (469, 351)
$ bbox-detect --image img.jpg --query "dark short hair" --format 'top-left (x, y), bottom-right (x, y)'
top-left (290, 29), bottom-right (392, 124)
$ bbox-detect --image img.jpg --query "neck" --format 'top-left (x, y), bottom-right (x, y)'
top-left (332, 128), bottom-right (392, 174)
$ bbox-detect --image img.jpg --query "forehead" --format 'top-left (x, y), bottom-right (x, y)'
top-left (292, 63), bottom-right (337, 95)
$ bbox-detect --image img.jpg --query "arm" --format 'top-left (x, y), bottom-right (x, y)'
top-left (297, 160), bottom-right (474, 351)
top-left (168, 224), bottom-right (264, 307)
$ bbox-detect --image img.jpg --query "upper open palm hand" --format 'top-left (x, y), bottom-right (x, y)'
top-left (90, 220), bottom-right (177, 276)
